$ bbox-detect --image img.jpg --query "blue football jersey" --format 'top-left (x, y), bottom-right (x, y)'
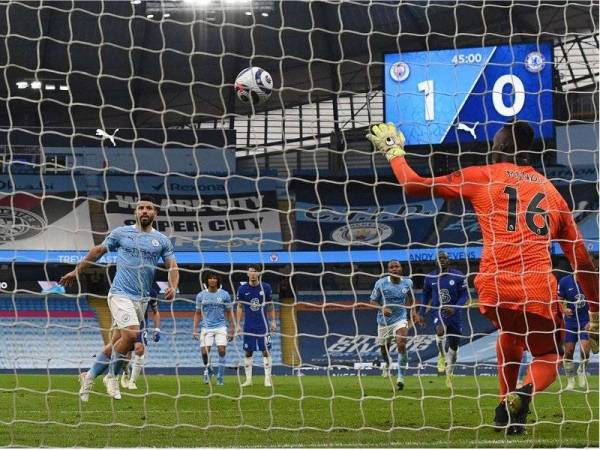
top-left (370, 276), bottom-right (413, 326)
top-left (237, 282), bottom-right (272, 334)
top-left (102, 225), bottom-right (174, 301)
top-left (195, 289), bottom-right (232, 329)
top-left (558, 274), bottom-right (589, 326)
top-left (422, 268), bottom-right (468, 317)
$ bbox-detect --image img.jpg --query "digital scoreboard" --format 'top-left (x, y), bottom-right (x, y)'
top-left (384, 42), bottom-right (554, 146)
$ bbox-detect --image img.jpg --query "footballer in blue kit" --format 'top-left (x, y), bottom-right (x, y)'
top-left (558, 273), bottom-right (591, 389)
top-left (236, 265), bottom-right (276, 387)
top-left (193, 272), bottom-right (234, 386)
top-left (60, 197), bottom-right (179, 402)
top-left (370, 260), bottom-right (417, 390)
top-left (420, 251), bottom-right (468, 387)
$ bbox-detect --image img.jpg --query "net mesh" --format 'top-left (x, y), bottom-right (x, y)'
top-left (0, 0), bottom-right (598, 447)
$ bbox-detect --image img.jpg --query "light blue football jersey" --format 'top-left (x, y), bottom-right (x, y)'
top-left (370, 276), bottom-right (413, 326)
top-left (101, 225), bottom-right (174, 302)
top-left (195, 289), bottom-right (233, 329)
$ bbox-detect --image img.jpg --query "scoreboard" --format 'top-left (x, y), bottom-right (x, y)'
top-left (384, 42), bottom-right (554, 146)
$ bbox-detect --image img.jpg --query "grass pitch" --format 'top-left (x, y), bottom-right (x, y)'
top-left (0, 373), bottom-right (597, 447)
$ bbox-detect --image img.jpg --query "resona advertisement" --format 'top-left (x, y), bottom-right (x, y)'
top-left (293, 178), bottom-right (443, 249)
top-left (104, 176), bottom-right (283, 252)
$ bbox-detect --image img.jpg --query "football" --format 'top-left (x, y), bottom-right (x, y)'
top-left (235, 66), bottom-right (273, 105)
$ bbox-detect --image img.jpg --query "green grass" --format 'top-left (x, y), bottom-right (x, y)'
top-left (0, 374), bottom-right (597, 447)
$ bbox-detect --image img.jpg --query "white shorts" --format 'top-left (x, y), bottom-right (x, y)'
top-left (200, 326), bottom-right (228, 347)
top-left (377, 320), bottom-right (408, 345)
top-left (108, 293), bottom-right (147, 329)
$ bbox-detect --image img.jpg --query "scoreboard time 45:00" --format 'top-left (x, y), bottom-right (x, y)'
top-left (384, 42), bottom-right (553, 146)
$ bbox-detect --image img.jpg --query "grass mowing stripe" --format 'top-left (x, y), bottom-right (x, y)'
top-left (0, 374), bottom-right (597, 447)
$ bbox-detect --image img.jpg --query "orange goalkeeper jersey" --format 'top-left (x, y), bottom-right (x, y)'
top-left (390, 159), bottom-right (598, 319)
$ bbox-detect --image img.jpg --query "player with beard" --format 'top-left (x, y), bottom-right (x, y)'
top-left (60, 197), bottom-right (178, 401)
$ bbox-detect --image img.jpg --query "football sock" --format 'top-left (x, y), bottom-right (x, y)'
top-left (523, 353), bottom-right (560, 393)
top-left (563, 359), bottom-right (575, 377)
top-left (263, 355), bottom-right (272, 378)
top-left (436, 335), bottom-right (445, 358)
top-left (130, 354), bottom-right (144, 383)
top-left (88, 351), bottom-right (110, 379)
top-left (244, 356), bottom-right (253, 380)
top-left (397, 351), bottom-right (408, 378)
top-left (579, 358), bottom-right (588, 373)
top-left (496, 332), bottom-right (524, 399)
top-left (218, 356), bottom-right (226, 378)
top-left (446, 348), bottom-right (457, 374)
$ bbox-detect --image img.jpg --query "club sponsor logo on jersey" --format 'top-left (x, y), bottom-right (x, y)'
top-left (389, 62), bottom-right (410, 82)
top-left (440, 289), bottom-right (452, 304)
top-left (250, 298), bottom-right (261, 311)
top-left (524, 51), bottom-right (545, 73)
top-left (0, 207), bottom-right (45, 241)
top-left (331, 222), bottom-right (393, 245)
top-left (574, 294), bottom-right (586, 308)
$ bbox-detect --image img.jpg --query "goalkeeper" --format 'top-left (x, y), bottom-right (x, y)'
top-left (367, 121), bottom-right (598, 435)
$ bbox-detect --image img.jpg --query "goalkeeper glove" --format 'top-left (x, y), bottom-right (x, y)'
top-left (366, 122), bottom-right (406, 161)
top-left (587, 312), bottom-right (598, 353)
top-left (152, 328), bottom-right (161, 343)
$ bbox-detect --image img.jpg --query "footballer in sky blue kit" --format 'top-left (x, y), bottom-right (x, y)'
top-left (193, 272), bottom-right (234, 386)
top-left (60, 197), bottom-right (179, 401)
top-left (370, 260), bottom-right (416, 390)
top-left (236, 265), bottom-right (276, 387)
top-left (558, 273), bottom-right (591, 389)
top-left (421, 251), bottom-right (468, 386)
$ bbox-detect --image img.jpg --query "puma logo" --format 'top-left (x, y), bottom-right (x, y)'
top-left (457, 122), bottom-right (478, 139)
top-left (96, 128), bottom-right (120, 146)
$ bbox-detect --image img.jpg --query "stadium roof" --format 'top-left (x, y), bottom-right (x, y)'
top-left (0, 0), bottom-right (597, 129)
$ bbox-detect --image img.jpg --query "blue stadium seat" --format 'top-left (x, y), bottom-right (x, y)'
top-left (0, 315), bottom-right (282, 369)
top-left (0, 295), bottom-right (92, 313)
top-left (0, 317), bottom-right (103, 370)
top-left (141, 318), bottom-right (282, 369)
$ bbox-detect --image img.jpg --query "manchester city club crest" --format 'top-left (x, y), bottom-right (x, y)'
top-left (389, 61), bottom-right (410, 82)
top-left (331, 222), bottom-right (393, 245)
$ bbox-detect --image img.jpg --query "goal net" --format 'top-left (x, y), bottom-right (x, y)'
top-left (0, 0), bottom-right (598, 447)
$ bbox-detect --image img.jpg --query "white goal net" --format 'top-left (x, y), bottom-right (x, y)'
top-left (0, 0), bottom-right (598, 447)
